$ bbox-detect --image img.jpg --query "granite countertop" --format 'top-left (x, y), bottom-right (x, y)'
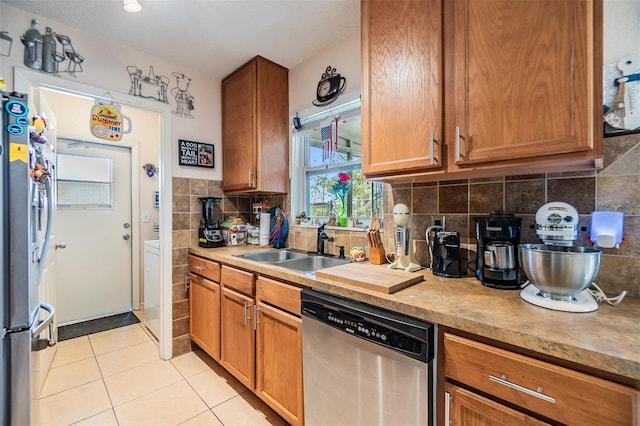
top-left (189, 245), bottom-right (640, 384)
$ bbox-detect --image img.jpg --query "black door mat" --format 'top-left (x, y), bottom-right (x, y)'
top-left (57, 312), bottom-right (141, 342)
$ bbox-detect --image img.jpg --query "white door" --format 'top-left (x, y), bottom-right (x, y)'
top-left (55, 140), bottom-right (133, 325)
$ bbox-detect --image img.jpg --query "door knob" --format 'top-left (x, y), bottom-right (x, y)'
top-left (123, 223), bottom-right (130, 229)
top-left (55, 242), bottom-right (66, 249)
top-left (123, 234), bottom-right (130, 240)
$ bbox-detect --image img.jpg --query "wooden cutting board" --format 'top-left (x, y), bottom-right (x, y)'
top-left (315, 262), bottom-right (424, 294)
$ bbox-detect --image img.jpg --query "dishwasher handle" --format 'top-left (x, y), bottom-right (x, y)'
top-left (337, 309), bottom-right (364, 322)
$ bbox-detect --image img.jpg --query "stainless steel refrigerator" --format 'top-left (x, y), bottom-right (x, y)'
top-left (1, 90), bottom-right (56, 425)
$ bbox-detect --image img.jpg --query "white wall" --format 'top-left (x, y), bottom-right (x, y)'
top-left (0, 3), bottom-right (221, 181)
top-left (289, 32), bottom-right (360, 116)
top-left (603, 0), bottom-right (640, 65)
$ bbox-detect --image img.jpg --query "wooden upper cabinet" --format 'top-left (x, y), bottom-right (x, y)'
top-left (361, 0), bottom-right (443, 179)
top-left (361, 0), bottom-right (602, 182)
top-left (446, 0), bottom-right (602, 170)
top-left (222, 56), bottom-right (289, 193)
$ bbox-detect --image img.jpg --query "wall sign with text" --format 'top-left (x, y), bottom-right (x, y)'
top-left (178, 139), bottom-right (214, 168)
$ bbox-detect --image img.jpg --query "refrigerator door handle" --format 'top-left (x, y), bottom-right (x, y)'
top-left (36, 178), bottom-right (54, 282)
top-left (31, 301), bottom-right (56, 351)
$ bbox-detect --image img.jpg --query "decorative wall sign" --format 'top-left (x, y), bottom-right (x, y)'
top-left (178, 139), bottom-right (214, 168)
top-left (126, 65), bottom-right (169, 103)
top-left (171, 72), bottom-right (195, 119)
top-left (90, 97), bottom-right (131, 141)
top-left (604, 56), bottom-right (640, 137)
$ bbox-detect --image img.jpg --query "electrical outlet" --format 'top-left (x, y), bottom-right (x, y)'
top-left (143, 212), bottom-right (150, 223)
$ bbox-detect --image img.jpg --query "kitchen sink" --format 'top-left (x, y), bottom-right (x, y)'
top-left (236, 249), bottom-right (350, 273)
top-left (274, 255), bottom-right (350, 273)
top-left (238, 249), bottom-right (308, 263)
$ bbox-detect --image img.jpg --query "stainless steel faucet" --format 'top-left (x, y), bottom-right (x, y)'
top-left (317, 223), bottom-right (334, 255)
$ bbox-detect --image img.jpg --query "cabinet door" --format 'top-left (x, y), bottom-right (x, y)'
top-left (361, 0), bottom-right (443, 178)
top-left (222, 60), bottom-right (257, 192)
top-left (255, 58), bottom-right (289, 194)
top-left (220, 286), bottom-right (255, 389)
top-left (446, 0), bottom-right (601, 167)
top-left (189, 273), bottom-right (221, 361)
top-left (445, 383), bottom-right (550, 426)
top-left (256, 302), bottom-right (303, 426)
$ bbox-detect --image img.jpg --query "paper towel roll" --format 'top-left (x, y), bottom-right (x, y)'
top-left (260, 212), bottom-right (271, 246)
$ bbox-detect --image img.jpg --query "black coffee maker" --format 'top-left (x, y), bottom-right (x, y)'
top-left (198, 197), bottom-right (224, 248)
top-left (475, 212), bottom-right (522, 289)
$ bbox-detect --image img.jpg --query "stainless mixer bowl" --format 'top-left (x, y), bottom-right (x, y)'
top-left (519, 244), bottom-right (601, 300)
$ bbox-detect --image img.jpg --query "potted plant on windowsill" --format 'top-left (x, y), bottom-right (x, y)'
top-left (329, 172), bottom-right (351, 227)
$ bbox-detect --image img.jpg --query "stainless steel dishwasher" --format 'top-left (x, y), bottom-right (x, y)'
top-left (301, 289), bottom-right (436, 426)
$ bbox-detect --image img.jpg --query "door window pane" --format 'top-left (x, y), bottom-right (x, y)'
top-left (57, 152), bottom-right (113, 208)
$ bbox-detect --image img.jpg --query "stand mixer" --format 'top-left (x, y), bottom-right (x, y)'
top-left (388, 203), bottom-right (421, 273)
top-left (520, 202), bottom-right (600, 312)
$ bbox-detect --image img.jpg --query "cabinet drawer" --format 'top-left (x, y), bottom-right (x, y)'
top-left (189, 255), bottom-right (220, 282)
top-left (221, 265), bottom-right (255, 296)
top-left (256, 277), bottom-right (302, 316)
top-left (444, 333), bottom-right (639, 425)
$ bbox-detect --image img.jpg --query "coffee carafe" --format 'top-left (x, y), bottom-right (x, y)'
top-left (475, 212), bottom-right (522, 289)
top-left (198, 197), bottom-right (224, 248)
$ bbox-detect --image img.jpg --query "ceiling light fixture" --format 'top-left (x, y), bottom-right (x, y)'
top-left (123, 0), bottom-right (142, 13)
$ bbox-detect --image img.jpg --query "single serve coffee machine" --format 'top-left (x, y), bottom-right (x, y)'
top-left (198, 197), bottom-right (224, 248)
top-left (427, 218), bottom-right (467, 278)
top-left (475, 212), bottom-right (522, 289)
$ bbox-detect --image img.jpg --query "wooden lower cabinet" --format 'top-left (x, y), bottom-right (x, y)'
top-left (188, 255), bottom-right (221, 361)
top-left (219, 270), bottom-right (304, 426)
top-left (256, 301), bottom-right (303, 426)
top-left (220, 286), bottom-right (256, 389)
top-left (443, 332), bottom-right (639, 425)
top-left (445, 382), bottom-right (549, 426)
top-left (188, 273), bottom-right (221, 361)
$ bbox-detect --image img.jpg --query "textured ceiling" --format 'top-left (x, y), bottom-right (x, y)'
top-left (2, 0), bottom-right (360, 79)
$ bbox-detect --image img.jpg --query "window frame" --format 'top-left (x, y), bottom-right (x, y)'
top-left (290, 96), bottom-right (382, 228)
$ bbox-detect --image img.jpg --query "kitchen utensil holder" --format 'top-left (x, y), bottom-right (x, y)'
top-left (369, 246), bottom-right (386, 265)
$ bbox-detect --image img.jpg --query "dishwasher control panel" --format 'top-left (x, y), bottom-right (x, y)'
top-left (302, 291), bottom-right (434, 363)
top-left (326, 310), bottom-right (423, 355)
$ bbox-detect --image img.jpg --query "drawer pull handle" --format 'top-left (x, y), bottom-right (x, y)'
top-left (193, 265), bottom-right (205, 270)
top-left (489, 374), bottom-right (556, 404)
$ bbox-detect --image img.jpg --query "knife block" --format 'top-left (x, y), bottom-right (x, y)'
top-left (369, 246), bottom-right (387, 265)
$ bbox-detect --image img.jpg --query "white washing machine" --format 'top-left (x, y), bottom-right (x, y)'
top-left (143, 240), bottom-right (161, 340)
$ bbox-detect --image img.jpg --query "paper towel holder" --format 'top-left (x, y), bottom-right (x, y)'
top-left (590, 211), bottom-right (624, 249)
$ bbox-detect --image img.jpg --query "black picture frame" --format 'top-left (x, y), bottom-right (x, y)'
top-left (178, 139), bottom-right (214, 168)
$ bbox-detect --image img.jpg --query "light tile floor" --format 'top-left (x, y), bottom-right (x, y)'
top-left (33, 322), bottom-right (287, 426)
